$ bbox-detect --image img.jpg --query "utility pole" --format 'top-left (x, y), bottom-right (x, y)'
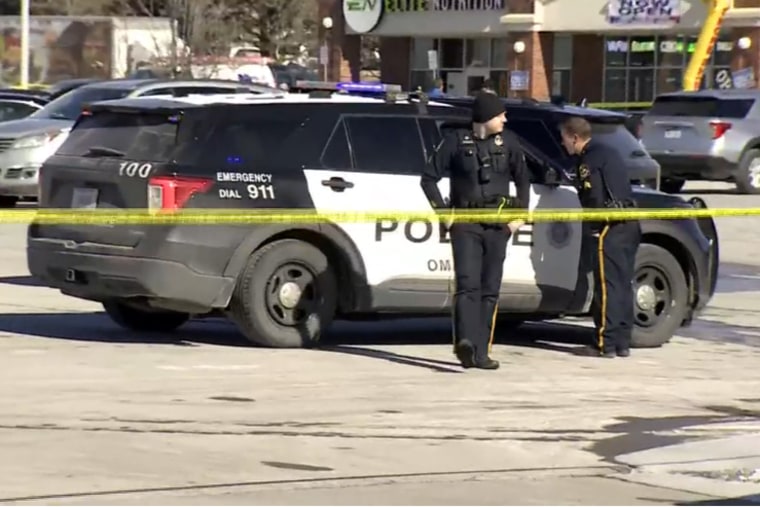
top-left (20, 0), bottom-right (30, 89)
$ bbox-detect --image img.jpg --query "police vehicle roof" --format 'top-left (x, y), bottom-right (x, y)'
top-left (86, 92), bottom-right (455, 112)
top-left (437, 95), bottom-right (627, 119)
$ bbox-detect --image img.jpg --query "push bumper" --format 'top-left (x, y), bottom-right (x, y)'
top-left (27, 244), bottom-right (236, 312)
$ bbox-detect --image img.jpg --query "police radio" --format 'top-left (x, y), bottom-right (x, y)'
top-left (476, 152), bottom-right (493, 184)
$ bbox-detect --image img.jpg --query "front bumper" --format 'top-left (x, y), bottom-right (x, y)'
top-left (27, 242), bottom-right (236, 312)
top-left (686, 196), bottom-right (719, 320)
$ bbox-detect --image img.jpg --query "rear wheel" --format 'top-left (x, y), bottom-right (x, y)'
top-left (229, 239), bottom-right (338, 348)
top-left (0, 196), bottom-right (18, 208)
top-left (631, 244), bottom-right (689, 348)
top-left (103, 300), bottom-right (190, 332)
top-left (660, 178), bottom-right (685, 194)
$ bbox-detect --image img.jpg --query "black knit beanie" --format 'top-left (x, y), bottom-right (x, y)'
top-left (472, 91), bottom-right (505, 123)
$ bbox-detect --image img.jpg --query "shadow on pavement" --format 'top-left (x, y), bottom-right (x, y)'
top-left (672, 495), bottom-right (760, 505)
top-left (0, 275), bottom-right (47, 287)
top-left (0, 310), bottom-right (591, 368)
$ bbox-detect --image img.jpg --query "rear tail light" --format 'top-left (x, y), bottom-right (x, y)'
top-left (147, 175), bottom-right (213, 211)
top-left (709, 121), bottom-right (731, 139)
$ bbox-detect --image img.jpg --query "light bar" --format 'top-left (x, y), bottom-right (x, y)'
top-left (336, 82), bottom-right (403, 93)
top-left (293, 80), bottom-right (404, 93)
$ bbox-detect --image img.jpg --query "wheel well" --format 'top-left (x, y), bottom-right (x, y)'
top-left (262, 229), bottom-right (358, 313)
top-left (641, 232), bottom-right (697, 313)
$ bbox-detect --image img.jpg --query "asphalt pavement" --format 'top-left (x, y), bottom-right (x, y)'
top-left (1, 182), bottom-right (759, 505)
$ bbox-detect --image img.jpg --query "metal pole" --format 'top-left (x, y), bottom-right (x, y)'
top-left (20, 0), bottom-right (30, 89)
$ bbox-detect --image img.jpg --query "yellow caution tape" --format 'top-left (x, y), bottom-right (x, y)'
top-left (0, 207), bottom-right (756, 225)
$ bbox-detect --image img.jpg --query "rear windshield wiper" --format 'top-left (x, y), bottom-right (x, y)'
top-left (84, 146), bottom-right (125, 157)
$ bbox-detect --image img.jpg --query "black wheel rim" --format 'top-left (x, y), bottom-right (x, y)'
top-left (264, 262), bottom-right (319, 327)
top-left (633, 264), bottom-right (672, 328)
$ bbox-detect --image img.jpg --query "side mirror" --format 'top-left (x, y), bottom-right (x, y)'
top-left (542, 166), bottom-right (561, 187)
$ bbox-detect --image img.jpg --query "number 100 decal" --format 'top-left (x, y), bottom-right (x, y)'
top-left (118, 161), bottom-right (153, 178)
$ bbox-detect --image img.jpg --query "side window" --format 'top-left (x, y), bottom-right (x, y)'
top-left (418, 118), bottom-right (443, 161)
top-left (138, 88), bottom-right (174, 97)
top-left (172, 86), bottom-right (237, 96)
top-left (321, 119), bottom-right (352, 169)
top-left (345, 115), bottom-right (426, 174)
top-left (191, 115), bottom-right (307, 170)
top-left (506, 117), bottom-right (565, 162)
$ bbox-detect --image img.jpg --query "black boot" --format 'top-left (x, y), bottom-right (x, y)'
top-left (574, 345), bottom-right (616, 358)
top-left (472, 356), bottom-right (500, 370)
top-left (454, 339), bottom-right (476, 368)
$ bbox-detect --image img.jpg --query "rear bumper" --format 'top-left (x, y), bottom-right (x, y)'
top-left (650, 154), bottom-right (737, 180)
top-left (27, 242), bottom-right (236, 312)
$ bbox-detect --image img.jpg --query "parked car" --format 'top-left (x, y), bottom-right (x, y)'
top-left (0, 98), bottom-right (44, 122)
top-left (27, 86), bottom-right (718, 350)
top-left (423, 95), bottom-right (661, 190)
top-left (641, 89), bottom-right (760, 194)
top-left (0, 78), bottom-right (285, 207)
top-left (45, 78), bottom-right (102, 101)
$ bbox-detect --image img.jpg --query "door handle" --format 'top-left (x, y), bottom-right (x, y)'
top-left (321, 177), bottom-right (354, 192)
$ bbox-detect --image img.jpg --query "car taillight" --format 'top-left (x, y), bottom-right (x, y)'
top-left (147, 176), bottom-right (213, 211)
top-left (709, 121), bottom-right (731, 139)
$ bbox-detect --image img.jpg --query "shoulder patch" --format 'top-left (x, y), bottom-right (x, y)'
top-left (494, 134), bottom-right (503, 146)
top-left (579, 164), bottom-right (590, 180)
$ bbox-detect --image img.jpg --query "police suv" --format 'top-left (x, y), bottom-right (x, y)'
top-left (26, 84), bottom-right (719, 350)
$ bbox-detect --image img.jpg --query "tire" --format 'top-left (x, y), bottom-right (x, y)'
top-left (229, 239), bottom-right (338, 348)
top-left (734, 148), bottom-right (760, 194)
top-left (0, 196), bottom-right (18, 208)
top-left (103, 300), bottom-right (190, 332)
top-left (660, 178), bottom-right (685, 194)
top-left (630, 244), bottom-right (689, 348)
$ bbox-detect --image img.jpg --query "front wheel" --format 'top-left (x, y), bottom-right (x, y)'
top-left (630, 244), bottom-right (689, 348)
top-left (103, 300), bottom-right (190, 332)
top-left (229, 239), bottom-right (338, 348)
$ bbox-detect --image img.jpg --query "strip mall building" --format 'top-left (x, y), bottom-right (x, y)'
top-left (317, 0), bottom-right (760, 104)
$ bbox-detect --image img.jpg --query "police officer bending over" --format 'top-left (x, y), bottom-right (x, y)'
top-left (420, 92), bottom-right (531, 370)
top-left (559, 116), bottom-right (642, 358)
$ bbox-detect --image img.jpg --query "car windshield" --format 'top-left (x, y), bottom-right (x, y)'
top-left (29, 86), bottom-right (133, 121)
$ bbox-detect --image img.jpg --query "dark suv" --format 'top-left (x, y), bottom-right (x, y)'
top-left (435, 96), bottom-right (661, 190)
top-left (27, 89), bottom-right (718, 350)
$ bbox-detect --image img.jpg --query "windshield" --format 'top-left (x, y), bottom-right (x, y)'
top-left (29, 86), bottom-right (133, 121)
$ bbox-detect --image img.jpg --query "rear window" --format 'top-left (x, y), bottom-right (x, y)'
top-left (650, 96), bottom-right (755, 118)
top-left (30, 86), bottom-right (133, 121)
top-left (56, 111), bottom-right (179, 162)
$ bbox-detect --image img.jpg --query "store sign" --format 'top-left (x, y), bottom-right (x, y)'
top-left (606, 37), bottom-right (734, 53)
top-left (384, 0), bottom-right (504, 13)
top-left (510, 70), bottom-right (529, 91)
top-left (714, 68), bottom-right (733, 89)
top-left (607, 0), bottom-right (681, 25)
top-left (344, 0), bottom-right (384, 33)
top-left (732, 67), bottom-right (755, 89)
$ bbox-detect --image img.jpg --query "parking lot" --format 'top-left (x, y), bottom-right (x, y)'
top-left (1, 182), bottom-right (759, 505)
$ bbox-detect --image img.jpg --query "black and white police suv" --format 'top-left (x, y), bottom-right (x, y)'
top-left (27, 85), bottom-right (719, 349)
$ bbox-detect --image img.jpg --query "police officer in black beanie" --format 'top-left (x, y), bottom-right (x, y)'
top-left (421, 91), bottom-right (531, 370)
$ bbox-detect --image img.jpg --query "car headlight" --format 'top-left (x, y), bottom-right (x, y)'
top-left (12, 129), bottom-right (68, 150)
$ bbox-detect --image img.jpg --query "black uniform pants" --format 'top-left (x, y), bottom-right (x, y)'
top-left (591, 221), bottom-right (641, 353)
top-left (450, 222), bottom-right (510, 359)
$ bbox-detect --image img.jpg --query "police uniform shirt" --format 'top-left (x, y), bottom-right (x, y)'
top-left (575, 139), bottom-right (633, 209)
top-left (420, 128), bottom-right (530, 212)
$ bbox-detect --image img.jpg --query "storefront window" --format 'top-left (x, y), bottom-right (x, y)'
top-left (490, 39), bottom-right (509, 68)
top-left (465, 39), bottom-right (490, 67)
top-left (411, 38), bottom-right (436, 69)
top-left (629, 36), bottom-right (656, 67)
top-left (602, 33), bottom-right (731, 102)
top-left (440, 38), bottom-right (464, 69)
top-left (604, 68), bottom-right (627, 102)
top-left (552, 35), bottom-right (572, 99)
